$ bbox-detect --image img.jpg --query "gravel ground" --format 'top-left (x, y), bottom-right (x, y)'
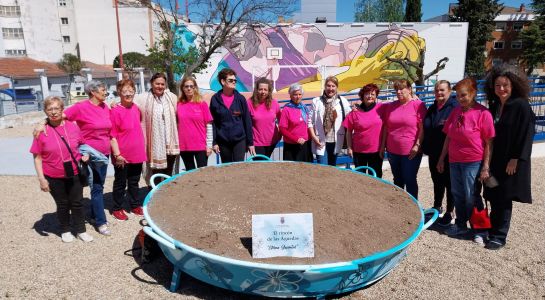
top-left (1, 126), bottom-right (544, 299)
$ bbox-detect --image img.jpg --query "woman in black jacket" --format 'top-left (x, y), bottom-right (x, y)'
top-left (483, 64), bottom-right (535, 250)
top-left (209, 68), bottom-right (255, 163)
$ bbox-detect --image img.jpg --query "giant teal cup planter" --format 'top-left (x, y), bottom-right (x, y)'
top-left (143, 158), bottom-right (438, 299)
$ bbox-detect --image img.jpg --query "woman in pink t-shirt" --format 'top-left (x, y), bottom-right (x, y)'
top-left (279, 83), bottom-right (311, 162)
top-left (30, 96), bottom-right (93, 243)
top-left (343, 83), bottom-right (385, 178)
top-left (248, 78), bottom-right (282, 159)
top-left (177, 77), bottom-right (213, 170)
top-left (110, 79), bottom-right (147, 221)
top-left (382, 80), bottom-right (427, 198)
top-left (437, 78), bottom-right (495, 243)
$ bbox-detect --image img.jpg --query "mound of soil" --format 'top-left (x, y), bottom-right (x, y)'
top-left (147, 162), bottom-right (421, 264)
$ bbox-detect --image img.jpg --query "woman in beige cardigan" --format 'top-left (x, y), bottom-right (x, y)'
top-left (133, 73), bottom-right (180, 185)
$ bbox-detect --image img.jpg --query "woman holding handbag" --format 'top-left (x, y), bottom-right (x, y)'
top-left (30, 96), bottom-right (93, 243)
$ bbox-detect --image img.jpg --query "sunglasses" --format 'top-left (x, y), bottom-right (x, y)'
top-left (226, 78), bottom-right (237, 83)
top-left (456, 114), bottom-right (464, 128)
top-left (183, 85), bottom-right (195, 89)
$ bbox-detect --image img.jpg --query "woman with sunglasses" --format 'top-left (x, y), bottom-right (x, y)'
top-left (177, 77), bottom-right (213, 170)
top-left (109, 79), bottom-right (147, 221)
top-left (209, 68), bottom-right (254, 163)
top-left (437, 78), bottom-right (495, 245)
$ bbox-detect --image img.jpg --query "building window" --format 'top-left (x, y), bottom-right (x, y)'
top-left (493, 41), bottom-right (504, 49)
top-left (62, 36), bottom-right (70, 43)
top-left (511, 40), bottom-right (522, 49)
top-left (2, 28), bottom-right (24, 39)
top-left (0, 5), bottom-right (21, 17)
top-left (4, 49), bottom-right (27, 57)
top-left (513, 22), bottom-right (524, 31)
top-left (61, 17), bottom-right (68, 25)
top-left (495, 22), bottom-right (506, 31)
top-left (58, 0), bottom-right (67, 6)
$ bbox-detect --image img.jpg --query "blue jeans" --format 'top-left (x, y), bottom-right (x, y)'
top-left (388, 153), bottom-right (422, 199)
top-left (449, 161), bottom-right (483, 228)
top-left (90, 161), bottom-right (108, 227)
top-left (315, 142), bottom-right (337, 166)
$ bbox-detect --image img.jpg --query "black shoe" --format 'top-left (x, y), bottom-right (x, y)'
top-left (437, 212), bottom-right (453, 227)
top-left (485, 240), bottom-right (505, 250)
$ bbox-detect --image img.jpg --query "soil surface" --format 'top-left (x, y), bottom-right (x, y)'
top-left (147, 162), bottom-right (421, 264)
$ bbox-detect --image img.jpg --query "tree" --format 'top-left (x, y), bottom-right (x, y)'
top-left (113, 52), bottom-right (148, 71)
top-left (520, 0), bottom-right (545, 74)
top-left (139, 0), bottom-right (295, 92)
top-left (354, 0), bottom-right (404, 22)
top-left (450, 0), bottom-right (503, 77)
top-left (57, 53), bottom-right (83, 75)
top-left (404, 0), bottom-right (422, 22)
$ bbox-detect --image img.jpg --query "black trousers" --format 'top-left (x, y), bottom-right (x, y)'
top-left (112, 163), bottom-right (143, 211)
top-left (151, 154), bottom-right (177, 177)
top-left (218, 139), bottom-right (246, 163)
top-left (255, 144), bottom-right (277, 159)
top-left (353, 151), bottom-right (383, 178)
top-left (180, 151), bottom-right (208, 170)
top-left (489, 197), bottom-right (513, 244)
top-left (428, 155), bottom-right (454, 212)
top-left (325, 142), bottom-right (337, 166)
top-left (46, 176), bottom-right (85, 233)
top-left (283, 142), bottom-right (310, 162)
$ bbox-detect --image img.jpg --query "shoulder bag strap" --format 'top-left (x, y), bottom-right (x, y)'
top-left (51, 125), bottom-right (79, 166)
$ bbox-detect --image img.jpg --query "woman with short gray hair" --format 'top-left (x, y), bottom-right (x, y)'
top-left (64, 79), bottom-right (112, 236)
top-left (279, 83), bottom-right (311, 162)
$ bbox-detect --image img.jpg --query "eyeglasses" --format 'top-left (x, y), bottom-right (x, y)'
top-left (122, 93), bottom-right (135, 98)
top-left (46, 107), bottom-right (62, 113)
top-left (226, 79), bottom-right (237, 83)
top-left (183, 85), bottom-right (195, 89)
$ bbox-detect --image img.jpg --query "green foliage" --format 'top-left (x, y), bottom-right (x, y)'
top-left (145, 35), bottom-right (205, 77)
top-left (404, 0), bottom-right (422, 22)
top-left (354, 0), bottom-right (404, 22)
top-left (450, 0), bottom-right (502, 77)
top-left (112, 52), bottom-right (148, 71)
top-left (520, 0), bottom-right (545, 74)
top-left (57, 53), bottom-right (83, 75)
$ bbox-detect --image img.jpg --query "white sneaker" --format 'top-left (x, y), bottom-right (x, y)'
top-left (77, 232), bottom-right (94, 242)
top-left (97, 224), bottom-right (111, 236)
top-left (473, 235), bottom-right (485, 247)
top-left (61, 232), bottom-right (75, 243)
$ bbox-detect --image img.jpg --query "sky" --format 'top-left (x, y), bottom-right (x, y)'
top-left (336, 0), bottom-right (533, 22)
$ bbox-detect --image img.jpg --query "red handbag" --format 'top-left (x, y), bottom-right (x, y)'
top-left (470, 201), bottom-right (491, 229)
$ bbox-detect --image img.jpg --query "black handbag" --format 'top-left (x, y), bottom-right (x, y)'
top-left (51, 126), bottom-right (90, 186)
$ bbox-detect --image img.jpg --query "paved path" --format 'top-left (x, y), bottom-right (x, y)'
top-left (1, 136), bottom-right (544, 176)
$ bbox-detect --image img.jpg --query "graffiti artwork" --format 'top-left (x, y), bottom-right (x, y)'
top-left (175, 23), bottom-right (468, 93)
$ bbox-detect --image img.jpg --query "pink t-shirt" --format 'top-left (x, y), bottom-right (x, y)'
top-left (247, 99), bottom-right (282, 146)
top-left (279, 106), bottom-right (308, 144)
top-left (110, 103), bottom-right (147, 163)
top-left (30, 121), bottom-right (83, 178)
top-left (443, 103), bottom-right (495, 163)
top-left (343, 103), bottom-right (385, 153)
top-left (177, 101), bottom-right (213, 151)
top-left (384, 99), bottom-right (427, 155)
top-left (64, 100), bottom-right (112, 155)
top-left (221, 93), bottom-right (234, 109)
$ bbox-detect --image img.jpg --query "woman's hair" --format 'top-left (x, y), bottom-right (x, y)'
top-left (178, 76), bottom-right (202, 103)
top-left (484, 64), bottom-right (530, 105)
top-left (251, 77), bottom-right (273, 109)
top-left (43, 96), bottom-right (64, 111)
top-left (324, 76), bottom-right (339, 87)
top-left (150, 72), bottom-right (167, 84)
top-left (358, 83), bottom-right (380, 100)
top-left (434, 80), bottom-right (452, 91)
top-left (393, 79), bottom-right (412, 91)
top-left (288, 83), bottom-right (304, 96)
top-left (116, 79), bottom-right (135, 93)
top-left (454, 77), bottom-right (478, 97)
top-left (84, 80), bottom-right (106, 96)
top-left (217, 68), bottom-right (237, 85)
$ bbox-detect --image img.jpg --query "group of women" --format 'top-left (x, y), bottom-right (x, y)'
top-left (32, 65), bottom-right (534, 250)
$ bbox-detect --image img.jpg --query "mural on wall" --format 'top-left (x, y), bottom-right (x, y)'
top-left (175, 23), bottom-right (465, 93)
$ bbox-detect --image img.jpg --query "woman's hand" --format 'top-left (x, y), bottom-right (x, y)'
top-left (206, 147), bottom-right (213, 157)
top-left (480, 168), bottom-right (490, 182)
top-left (248, 145), bottom-right (256, 156)
top-left (408, 144), bottom-right (420, 160)
top-left (347, 148), bottom-right (353, 157)
top-left (114, 155), bottom-right (127, 167)
top-left (33, 121), bottom-right (47, 138)
top-left (212, 145), bottom-right (220, 153)
top-left (506, 159), bottom-right (518, 175)
top-left (297, 138), bottom-right (306, 145)
top-left (39, 177), bottom-right (50, 192)
top-left (81, 155), bottom-right (89, 163)
top-left (313, 138), bottom-right (324, 149)
top-left (436, 159), bottom-right (445, 174)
